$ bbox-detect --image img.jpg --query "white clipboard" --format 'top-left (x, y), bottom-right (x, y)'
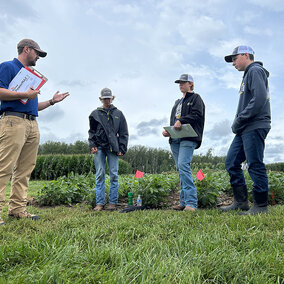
top-left (8, 67), bottom-right (48, 104)
top-left (163, 124), bottom-right (198, 138)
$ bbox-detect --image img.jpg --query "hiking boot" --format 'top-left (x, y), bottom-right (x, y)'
top-left (94, 204), bottom-right (104, 211)
top-left (105, 204), bottom-right (116, 211)
top-left (172, 205), bottom-right (185, 211)
top-left (240, 191), bottom-right (268, 216)
top-left (184, 206), bottom-right (196, 211)
top-left (8, 211), bottom-right (40, 220)
top-left (219, 185), bottom-right (249, 212)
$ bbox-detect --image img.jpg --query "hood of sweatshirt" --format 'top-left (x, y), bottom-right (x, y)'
top-left (97, 104), bottom-right (117, 112)
top-left (244, 61), bottom-right (269, 78)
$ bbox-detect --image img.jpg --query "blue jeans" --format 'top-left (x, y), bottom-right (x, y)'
top-left (225, 128), bottom-right (269, 192)
top-left (94, 148), bottom-right (119, 205)
top-left (170, 139), bottom-right (198, 208)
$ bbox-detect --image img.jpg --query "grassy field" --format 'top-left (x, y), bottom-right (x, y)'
top-left (0, 181), bottom-right (283, 283)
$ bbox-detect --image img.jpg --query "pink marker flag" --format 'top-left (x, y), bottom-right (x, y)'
top-left (196, 169), bottom-right (205, 181)
top-left (134, 169), bottom-right (144, 178)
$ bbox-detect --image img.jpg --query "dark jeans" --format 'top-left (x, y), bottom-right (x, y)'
top-left (225, 128), bottom-right (270, 192)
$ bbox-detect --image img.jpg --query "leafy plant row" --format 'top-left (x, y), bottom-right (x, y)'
top-left (36, 170), bottom-right (284, 209)
top-left (31, 155), bottom-right (131, 180)
top-left (36, 173), bottom-right (180, 208)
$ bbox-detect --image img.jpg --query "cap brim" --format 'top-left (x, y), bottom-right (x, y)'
top-left (99, 96), bottom-right (113, 99)
top-left (35, 49), bottom-right (47, 57)
top-left (224, 55), bottom-right (233, 62)
top-left (175, 80), bottom-right (189, 83)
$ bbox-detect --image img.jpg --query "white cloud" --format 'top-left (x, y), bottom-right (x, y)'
top-left (219, 69), bottom-right (242, 89)
top-left (0, 0), bottom-right (283, 162)
top-left (249, 0), bottom-right (284, 11)
top-left (244, 26), bottom-right (273, 36)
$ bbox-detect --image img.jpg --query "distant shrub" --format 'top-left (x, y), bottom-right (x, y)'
top-left (31, 155), bottom-right (132, 180)
top-left (266, 163), bottom-right (284, 172)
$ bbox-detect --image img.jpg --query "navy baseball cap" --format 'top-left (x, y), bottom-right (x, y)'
top-left (175, 74), bottom-right (194, 83)
top-left (224, 46), bottom-right (255, 62)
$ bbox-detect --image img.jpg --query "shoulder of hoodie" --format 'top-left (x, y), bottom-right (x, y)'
top-left (185, 92), bottom-right (205, 105)
top-left (246, 61), bottom-right (269, 78)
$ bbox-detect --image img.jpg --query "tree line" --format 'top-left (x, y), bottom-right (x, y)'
top-left (37, 141), bottom-right (283, 174)
top-left (38, 141), bottom-right (226, 173)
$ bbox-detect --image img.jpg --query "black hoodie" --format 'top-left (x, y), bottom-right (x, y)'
top-left (88, 105), bottom-right (129, 154)
top-left (232, 61), bottom-right (271, 134)
top-left (169, 92), bottom-right (205, 149)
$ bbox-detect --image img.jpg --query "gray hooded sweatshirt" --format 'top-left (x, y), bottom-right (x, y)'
top-left (232, 61), bottom-right (271, 135)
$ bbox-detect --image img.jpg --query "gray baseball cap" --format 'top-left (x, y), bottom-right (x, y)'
top-left (224, 46), bottom-right (254, 62)
top-left (100, 88), bottom-right (113, 99)
top-left (17, 39), bottom-right (47, 57)
top-left (175, 74), bottom-right (194, 83)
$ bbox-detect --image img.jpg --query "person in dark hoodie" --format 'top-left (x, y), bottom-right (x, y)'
top-left (162, 74), bottom-right (205, 211)
top-left (88, 88), bottom-right (128, 211)
top-left (220, 46), bottom-right (271, 215)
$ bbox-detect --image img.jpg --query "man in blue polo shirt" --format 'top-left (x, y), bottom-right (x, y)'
top-left (0, 39), bottom-right (69, 225)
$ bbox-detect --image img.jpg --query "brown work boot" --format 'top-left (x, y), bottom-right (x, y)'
top-left (105, 204), bottom-right (116, 211)
top-left (184, 206), bottom-right (196, 212)
top-left (94, 204), bottom-right (104, 211)
top-left (172, 204), bottom-right (185, 211)
top-left (8, 211), bottom-right (40, 220)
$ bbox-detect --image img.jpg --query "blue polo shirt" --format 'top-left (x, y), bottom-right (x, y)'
top-left (0, 58), bottom-right (38, 116)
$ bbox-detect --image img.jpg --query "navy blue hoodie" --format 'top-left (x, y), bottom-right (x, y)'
top-left (232, 61), bottom-right (271, 134)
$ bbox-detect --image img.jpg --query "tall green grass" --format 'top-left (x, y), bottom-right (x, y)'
top-left (1, 181), bottom-right (283, 283)
top-left (1, 192), bottom-right (283, 283)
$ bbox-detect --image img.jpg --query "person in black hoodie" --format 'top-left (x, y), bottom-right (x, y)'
top-left (88, 88), bottom-right (128, 211)
top-left (162, 74), bottom-right (205, 211)
top-left (220, 46), bottom-right (271, 215)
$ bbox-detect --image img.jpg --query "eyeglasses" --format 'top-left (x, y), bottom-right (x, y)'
top-left (29, 47), bottom-right (40, 56)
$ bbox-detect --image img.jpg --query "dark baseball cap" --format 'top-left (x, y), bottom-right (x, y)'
top-left (224, 46), bottom-right (254, 62)
top-left (175, 74), bottom-right (194, 83)
top-left (17, 39), bottom-right (47, 57)
top-left (100, 88), bottom-right (113, 99)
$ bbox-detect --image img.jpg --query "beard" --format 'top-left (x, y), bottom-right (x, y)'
top-left (26, 54), bottom-right (37, 66)
top-left (27, 59), bottom-right (36, 66)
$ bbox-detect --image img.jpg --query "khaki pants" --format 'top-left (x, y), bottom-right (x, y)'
top-left (0, 115), bottom-right (40, 215)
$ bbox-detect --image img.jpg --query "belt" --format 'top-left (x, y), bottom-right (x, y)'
top-left (2, 111), bottom-right (36, 120)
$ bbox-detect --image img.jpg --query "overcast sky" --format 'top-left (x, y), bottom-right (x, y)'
top-left (1, 0), bottom-right (283, 163)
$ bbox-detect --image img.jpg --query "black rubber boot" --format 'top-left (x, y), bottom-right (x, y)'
top-left (220, 185), bottom-right (250, 212)
top-left (239, 191), bottom-right (268, 215)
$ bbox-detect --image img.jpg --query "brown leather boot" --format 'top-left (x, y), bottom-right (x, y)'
top-left (105, 204), bottom-right (117, 211)
top-left (184, 206), bottom-right (196, 211)
top-left (172, 205), bottom-right (185, 211)
top-left (8, 211), bottom-right (40, 220)
top-left (94, 204), bottom-right (104, 211)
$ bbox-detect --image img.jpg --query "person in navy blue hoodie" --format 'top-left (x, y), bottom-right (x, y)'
top-left (220, 46), bottom-right (271, 215)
